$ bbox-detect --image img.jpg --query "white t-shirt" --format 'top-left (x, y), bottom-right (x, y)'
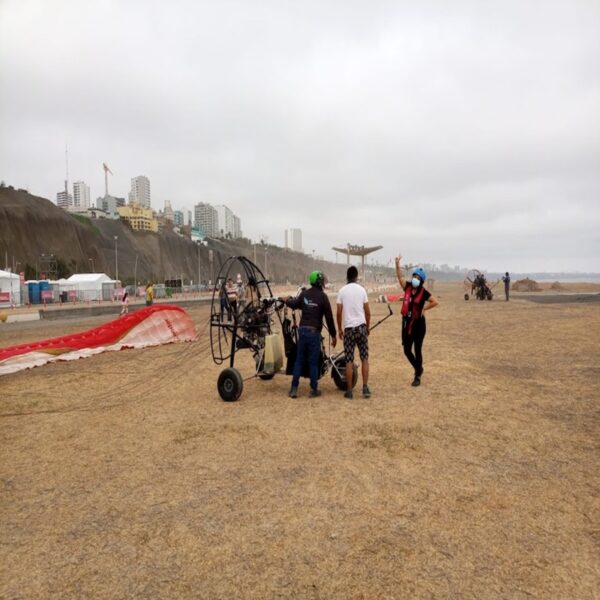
top-left (337, 282), bottom-right (368, 328)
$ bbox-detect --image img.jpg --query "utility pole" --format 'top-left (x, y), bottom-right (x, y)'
top-left (197, 244), bottom-right (201, 292)
top-left (264, 245), bottom-right (268, 279)
top-left (114, 235), bottom-right (119, 281)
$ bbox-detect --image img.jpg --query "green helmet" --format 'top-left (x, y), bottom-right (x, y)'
top-left (309, 271), bottom-right (325, 287)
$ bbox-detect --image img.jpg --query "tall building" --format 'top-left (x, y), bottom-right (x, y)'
top-left (100, 195), bottom-right (126, 219)
top-left (163, 200), bottom-right (174, 222)
top-left (215, 204), bottom-right (242, 238)
top-left (194, 203), bottom-right (218, 237)
top-left (215, 205), bottom-right (234, 238)
top-left (232, 215), bottom-right (242, 239)
top-left (129, 175), bottom-right (151, 208)
top-left (73, 181), bottom-right (90, 209)
top-left (173, 210), bottom-right (184, 228)
top-left (57, 189), bottom-right (73, 209)
top-left (285, 228), bottom-right (302, 252)
top-left (56, 180), bottom-right (72, 209)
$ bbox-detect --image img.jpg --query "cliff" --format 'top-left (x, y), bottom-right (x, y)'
top-left (0, 187), bottom-right (349, 284)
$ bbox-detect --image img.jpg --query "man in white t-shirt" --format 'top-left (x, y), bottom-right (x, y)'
top-left (336, 265), bottom-right (371, 399)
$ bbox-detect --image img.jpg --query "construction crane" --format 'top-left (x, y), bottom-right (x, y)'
top-left (102, 162), bottom-right (113, 196)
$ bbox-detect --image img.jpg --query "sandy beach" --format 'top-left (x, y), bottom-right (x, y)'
top-left (1, 282), bottom-right (599, 598)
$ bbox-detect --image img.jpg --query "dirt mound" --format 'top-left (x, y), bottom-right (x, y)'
top-left (550, 281), bottom-right (565, 290)
top-left (512, 277), bottom-right (542, 292)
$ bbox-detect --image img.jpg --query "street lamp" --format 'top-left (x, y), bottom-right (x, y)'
top-left (264, 244), bottom-right (268, 279)
top-left (10, 260), bottom-right (19, 307)
top-left (197, 244), bottom-right (201, 293)
top-left (114, 235), bottom-right (118, 282)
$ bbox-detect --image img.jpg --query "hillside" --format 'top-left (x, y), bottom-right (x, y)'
top-left (0, 187), bottom-right (350, 284)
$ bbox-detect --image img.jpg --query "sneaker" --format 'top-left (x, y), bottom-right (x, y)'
top-left (362, 385), bottom-right (371, 398)
top-left (289, 386), bottom-right (298, 398)
top-left (411, 376), bottom-right (421, 387)
top-left (344, 390), bottom-right (353, 399)
top-left (309, 389), bottom-right (321, 398)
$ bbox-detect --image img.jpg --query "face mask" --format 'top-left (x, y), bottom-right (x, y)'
top-left (411, 277), bottom-right (421, 288)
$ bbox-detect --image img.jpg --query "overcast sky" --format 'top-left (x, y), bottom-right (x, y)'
top-left (1, 0), bottom-right (599, 272)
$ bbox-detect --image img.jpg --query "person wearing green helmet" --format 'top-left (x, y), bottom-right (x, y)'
top-left (285, 271), bottom-right (337, 398)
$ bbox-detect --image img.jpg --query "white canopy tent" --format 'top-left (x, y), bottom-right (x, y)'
top-left (65, 273), bottom-right (118, 301)
top-left (0, 269), bottom-right (21, 307)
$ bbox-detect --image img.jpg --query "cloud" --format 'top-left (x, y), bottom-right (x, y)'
top-left (1, 0), bottom-right (599, 271)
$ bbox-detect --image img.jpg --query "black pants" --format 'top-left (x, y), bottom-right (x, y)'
top-left (402, 316), bottom-right (426, 375)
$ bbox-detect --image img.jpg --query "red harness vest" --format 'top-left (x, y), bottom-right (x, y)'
top-left (401, 285), bottom-right (426, 335)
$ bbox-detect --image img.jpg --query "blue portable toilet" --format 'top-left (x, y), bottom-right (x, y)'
top-left (27, 281), bottom-right (41, 304)
top-left (39, 280), bottom-right (50, 303)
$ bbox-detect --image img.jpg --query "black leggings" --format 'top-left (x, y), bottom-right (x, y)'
top-left (402, 317), bottom-right (426, 375)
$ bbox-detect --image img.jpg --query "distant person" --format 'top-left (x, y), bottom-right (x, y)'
top-left (243, 276), bottom-right (259, 308)
top-left (285, 271), bottom-right (336, 398)
top-left (336, 265), bottom-right (371, 399)
top-left (120, 291), bottom-right (129, 315)
top-left (145, 283), bottom-right (154, 307)
top-left (225, 278), bottom-right (238, 319)
top-left (219, 282), bottom-right (230, 321)
top-left (236, 273), bottom-right (245, 299)
top-left (502, 272), bottom-right (511, 301)
top-left (395, 257), bottom-right (439, 386)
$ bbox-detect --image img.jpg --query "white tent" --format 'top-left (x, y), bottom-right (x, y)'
top-left (65, 273), bottom-right (117, 301)
top-left (0, 269), bottom-right (21, 307)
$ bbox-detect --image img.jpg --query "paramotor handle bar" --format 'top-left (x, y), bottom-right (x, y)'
top-left (329, 304), bottom-right (393, 357)
top-left (369, 303), bottom-right (393, 332)
top-left (261, 296), bottom-right (286, 310)
top-left (324, 303), bottom-right (393, 340)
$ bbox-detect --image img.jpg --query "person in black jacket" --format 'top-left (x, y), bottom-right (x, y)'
top-left (285, 271), bottom-right (337, 398)
top-left (502, 272), bottom-right (511, 301)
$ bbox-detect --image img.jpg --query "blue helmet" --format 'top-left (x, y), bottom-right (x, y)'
top-left (412, 267), bottom-right (427, 282)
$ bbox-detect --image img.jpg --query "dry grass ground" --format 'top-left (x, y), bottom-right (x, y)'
top-left (1, 282), bottom-right (599, 599)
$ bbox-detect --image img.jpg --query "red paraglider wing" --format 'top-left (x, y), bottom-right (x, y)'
top-left (0, 305), bottom-right (196, 375)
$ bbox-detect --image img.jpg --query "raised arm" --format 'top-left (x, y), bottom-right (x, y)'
top-left (395, 256), bottom-right (407, 290)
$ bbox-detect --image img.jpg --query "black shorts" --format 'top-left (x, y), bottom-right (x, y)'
top-left (344, 324), bottom-right (369, 362)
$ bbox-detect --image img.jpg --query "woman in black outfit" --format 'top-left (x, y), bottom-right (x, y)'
top-left (395, 256), bottom-right (439, 386)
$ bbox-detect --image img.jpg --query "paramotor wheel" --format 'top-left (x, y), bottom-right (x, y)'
top-left (332, 361), bottom-right (358, 390)
top-left (464, 293), bottom-right (469, 301)
top-left (258, 372), bottom-right (275, 380)
top-left (218, 368), bottom-right (244, 401)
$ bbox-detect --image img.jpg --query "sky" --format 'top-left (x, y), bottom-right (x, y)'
top-left (1, 0), bottom-right (599, 272)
